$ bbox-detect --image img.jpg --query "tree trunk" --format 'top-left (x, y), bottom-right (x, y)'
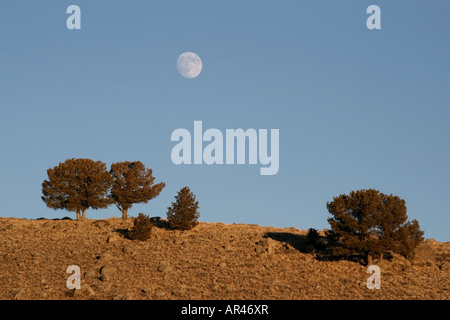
top-left (76, 211), bottom-right (81, 221)
top-left (82, 209), bottom-right (86, 220)
top-left (121, 208), bottom-right (128, 220)
top-left (377, 252), bottom-right (383, 264)
top-left (367, 254), bottom-right (373, 266)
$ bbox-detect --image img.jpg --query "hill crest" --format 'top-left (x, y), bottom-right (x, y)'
top-left (0, 217), bottom-right (448, 300)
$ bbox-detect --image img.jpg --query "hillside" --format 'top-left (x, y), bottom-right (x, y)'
top-left (0, 217), bottom-right (448, 300)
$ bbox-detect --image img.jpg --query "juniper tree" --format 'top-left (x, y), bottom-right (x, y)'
top-left (109, 161), bottom-right (165, 219)
top-left (326, 189), bottom-right (423, 264)
top-left (41, 158), bottom-right (113, 220)
top-left (167, 186), bottom-right (200, 230)
top-left (129, 213), bottom-right (153, 241)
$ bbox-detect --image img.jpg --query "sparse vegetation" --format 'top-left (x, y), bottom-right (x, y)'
top-left (326, 189), bottom-right (424, 264)
top-left (40, 159), bottom-right (426, 270)
top-left (167, 186), bottom-right (200, 231)
top-left (0, 217), bottom-right (447, 300)
top-left (129, 213), bottom-right (153, 241)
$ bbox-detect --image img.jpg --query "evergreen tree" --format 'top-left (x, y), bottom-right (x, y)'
top-left (41, 158), bottom-right (113, 220)
top-left (167, 187), bottom-right (200, 230)
top-left (110, 161), bottom-right (165, 219)
top-left (129, 213), bottom-right (153, 241)
top-left (327, 189), bottom-right (424, 263)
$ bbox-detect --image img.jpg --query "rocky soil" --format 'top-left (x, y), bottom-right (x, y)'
top-left (0, 217), bottom-right (448, 300)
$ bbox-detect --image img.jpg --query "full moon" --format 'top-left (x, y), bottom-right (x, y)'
top-left (177, 52), bottom-right (202, 79)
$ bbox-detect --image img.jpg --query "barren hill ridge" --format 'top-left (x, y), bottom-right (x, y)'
top-left (0, 217), bottom-right (448, 300)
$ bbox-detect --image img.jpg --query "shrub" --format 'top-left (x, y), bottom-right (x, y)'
top-left (167, 187), bottom-right (200, 231)
top-left (327, 189), bottom-right (424, 264)
top-left (306, 228), bottom-right (320, 245)
top-left (306, 228), bottom-right (327, 251)
top-left (129, 213), bottom-right (153, 241)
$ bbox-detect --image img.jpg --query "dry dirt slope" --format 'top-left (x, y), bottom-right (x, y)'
top-left (0, 217), bottom-right (448, 300)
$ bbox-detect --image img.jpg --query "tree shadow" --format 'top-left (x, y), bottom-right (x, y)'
top-left (264, 231), bottom-right (349, 262)
top-left (36, 217), bottom-right (73, 221)
top-left (114, 228), bottom-right (131, 239)
top-left (265, 232), bottom-right (310, 252)
top-left (149, 216), bottom-right (172, 230)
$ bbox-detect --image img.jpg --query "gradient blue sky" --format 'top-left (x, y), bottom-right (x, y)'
top-left (1, 1), bottom-right (449, 241)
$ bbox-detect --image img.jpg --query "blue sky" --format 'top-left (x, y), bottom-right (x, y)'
top-left (1, 1), bottom-right (449, 241)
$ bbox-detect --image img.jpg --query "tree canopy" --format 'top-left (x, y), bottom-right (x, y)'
top-left (41, 158), bottom-right (113, 220)
top-left (327, 189), bottom-right (424, 263)
top-left (167, 186), bottom-right (200, 230)
top-left (109, 161), bottom-right (165, 219)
